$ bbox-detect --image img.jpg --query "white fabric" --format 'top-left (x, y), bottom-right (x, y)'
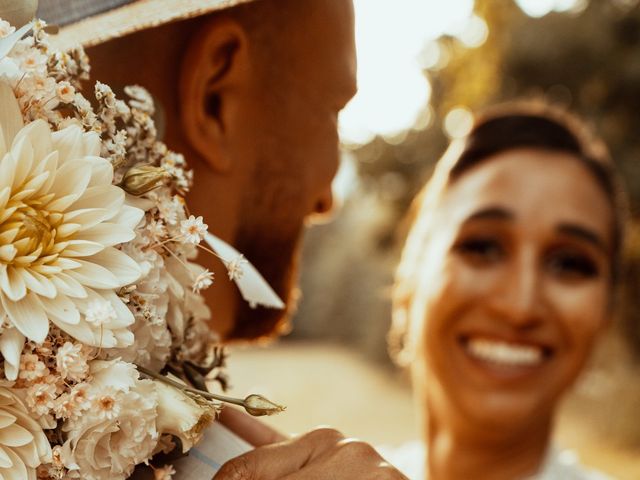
top-left (378, 442), bottom-right (613, 480)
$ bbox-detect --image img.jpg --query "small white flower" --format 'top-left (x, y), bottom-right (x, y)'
top-left (26, 382), bottom-right (57, 417)
top-left (56, 80), bottom-right (76, 103)
top-left (180, 215), bottom-right (208, 245)
top-left (157, 195), bottom-right (184, 225)
top-left (226, 254), bottom-right (248, 281)
top-left (92, 389), bottom-right (120, 421)
top-left (0, 20), bottom-right (15, 38)
top-left (192, 269), bottom-right (214, 293)
top-left (16, 75), bottom-right (56, 100)
top-left (84, 300), bottom-right (118, 326)
top-left (147, 219), bottom-right (167, 240)
top-left (69, 383), bottom-right (92, 411)
top-left (20, 50), bottom-right (47, 72)
top-left (19, 353), bottom-right (49, 382)
top-left (56, 342), bottom-right (90, 382)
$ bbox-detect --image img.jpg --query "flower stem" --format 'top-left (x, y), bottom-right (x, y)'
top-left (136, 365), bottom-right (284, 416)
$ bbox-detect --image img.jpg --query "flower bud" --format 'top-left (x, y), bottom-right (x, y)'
top-left (120, 165), bottom-right (169, 195)
top-left (243, 394), bottom-right (286, 417)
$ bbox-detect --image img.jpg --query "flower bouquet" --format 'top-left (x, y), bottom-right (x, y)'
top-left (0, 19), bottom-right (282, 480)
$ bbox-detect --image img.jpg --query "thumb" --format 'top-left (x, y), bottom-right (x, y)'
top-left (213, 428), bottom-right (343, 480)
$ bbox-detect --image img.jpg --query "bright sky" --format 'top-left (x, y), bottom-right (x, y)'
top-left (338, 0), bottom-right (585, 147)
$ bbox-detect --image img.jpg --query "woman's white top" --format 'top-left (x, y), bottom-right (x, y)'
top-left (378, 442), bottom-right (612, 480)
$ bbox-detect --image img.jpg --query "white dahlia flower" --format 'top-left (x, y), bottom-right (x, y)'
top-left (0, 387), bottom-right (51, 479)
top-left (0, 82), bottom-right (142, 379)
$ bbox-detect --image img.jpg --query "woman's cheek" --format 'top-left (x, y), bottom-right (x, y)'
top-left (548, 281), bottom-right (609, 350)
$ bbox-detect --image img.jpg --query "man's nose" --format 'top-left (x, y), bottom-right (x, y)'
top-left (313, 185), bottom-right (334, 217)
top-left (489, 250), bottom-right (545, 328)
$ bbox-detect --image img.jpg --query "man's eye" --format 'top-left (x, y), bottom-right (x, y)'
top-left (546, 249), bottom-right (599, 279)
top-left (454, 237), bottom-right (505, 264)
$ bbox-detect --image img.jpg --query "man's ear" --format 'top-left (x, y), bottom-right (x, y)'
top-left (179, 18), bottom-right (249, 172)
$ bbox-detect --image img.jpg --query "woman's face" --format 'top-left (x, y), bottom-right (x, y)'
top-left (411, 148), bottom-right (613, 433)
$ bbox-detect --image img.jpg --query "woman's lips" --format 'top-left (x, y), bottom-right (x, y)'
top-left (457, 334), bottom-right (554, 377)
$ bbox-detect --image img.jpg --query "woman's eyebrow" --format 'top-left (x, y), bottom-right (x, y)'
top-left (463, 207), bottom-right (513, 224)
top-left (557, 223), bottom-right (608, 253)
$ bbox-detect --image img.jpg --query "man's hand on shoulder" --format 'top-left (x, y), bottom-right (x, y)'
top-left (214, 409), bottom-right (408, 480)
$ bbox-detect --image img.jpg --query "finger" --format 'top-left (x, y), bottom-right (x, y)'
top-left (213, 427), bottom-right (344, 480)
top-left (218, 405), bottom-right (287, 447)
top-left (280, 439), bottom-right (409, 480)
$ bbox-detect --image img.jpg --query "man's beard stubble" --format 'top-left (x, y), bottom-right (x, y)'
top-left (229, 222), bottom-right (303, 340)
top-left (226, 152), bottom-right (307, 340)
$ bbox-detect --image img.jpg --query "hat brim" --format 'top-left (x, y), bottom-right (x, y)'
top-left (48, 0), bottom-right (256, 51)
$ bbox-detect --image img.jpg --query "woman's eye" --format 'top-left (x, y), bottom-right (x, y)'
top-left (546, 249), bottom-right (599, 279)
top-left (454, 237), bottom-right (505, 264)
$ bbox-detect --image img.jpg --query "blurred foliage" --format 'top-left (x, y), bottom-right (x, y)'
top-left (349, 0), bottom-right (640, 356)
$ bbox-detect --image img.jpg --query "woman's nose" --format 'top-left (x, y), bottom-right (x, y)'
top-left (489, 249), bottom-right (545, 328)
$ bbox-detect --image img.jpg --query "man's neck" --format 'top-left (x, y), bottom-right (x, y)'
top-left (426, 413), bottom-right (552, 480)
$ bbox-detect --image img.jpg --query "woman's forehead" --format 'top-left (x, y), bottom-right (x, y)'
top-left (435, 148), bottom-right (614, 239)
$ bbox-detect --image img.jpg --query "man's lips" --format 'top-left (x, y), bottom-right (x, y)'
top-left (458, 334), bottom-right (554, 368)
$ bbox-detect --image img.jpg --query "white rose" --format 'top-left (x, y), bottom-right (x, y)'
top-left (60, 360), bottom-right (159, 480)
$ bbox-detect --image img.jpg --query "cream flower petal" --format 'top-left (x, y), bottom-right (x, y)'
top-left (0, 328), bottom-right (24, 381)
top-left (85, 249), bottom-right (141, 286)
top-left (74, 223), bottom-right (136, 247)
top-left (50, 272), bottom-right (87, 299)
top-left (1, 266), bottom-right (26, 302)
top-left (109, 205), bottom-right (145, 231)
top-left (48, 159), bottom-right (93, 208)
top-left (38, 294), bottom-right (80, 325)
top-left (19, 269), bottom-right (56, 299)
top-left (34, 151), bottom-right (58, 196)
top-left (4, 448), bottom-right (28, 478)
top-left (0, 445), bottom-right (10, 467)
top-left (67, 260), bottom-right (122, 290)
top-left (63, 208), bottom-right (111, 231)
top-left (0, 152), bottom-right (16, 193)
top-left (62, 240), bottom-right (106, 258)
top-left (0, 413), bottom-right (17, 430)
top-left (69, 184), bottom-right (124, 213)
top-left (1, 293), bottom-right (48, 343)
top-left (13, 120), bottom-right (53, 167)
top-left (0, 423), bottom-right (33, 447)
top-left (10, 137), bottom-right (34, 189)
top-left (0, 81), bottom-right (23, 150)
top-left (51, 125), bottom-right (86, 164)
top-left (0, 186), bottom-right (9, 210)
top-left (85, 156), bottom-right (114, 187)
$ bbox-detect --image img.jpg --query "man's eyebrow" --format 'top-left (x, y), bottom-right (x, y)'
top-left (462, 207), bottom-right (514, 224)
top-left (557, 223), bottom-right (608, 253)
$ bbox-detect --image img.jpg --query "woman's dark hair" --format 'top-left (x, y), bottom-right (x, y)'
top-left (390, 101), bottom-right (628, 365)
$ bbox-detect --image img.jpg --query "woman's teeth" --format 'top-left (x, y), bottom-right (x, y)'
top-left (465, 338), bottom-right (544, 367)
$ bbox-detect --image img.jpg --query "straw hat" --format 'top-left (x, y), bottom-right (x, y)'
top-left (36, 0), bottom-right (257, 51)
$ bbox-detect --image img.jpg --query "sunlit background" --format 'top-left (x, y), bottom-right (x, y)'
top-left (339, 0), bottom-right (586, 146)
top-left (228, 2), bottom-right (640, 479)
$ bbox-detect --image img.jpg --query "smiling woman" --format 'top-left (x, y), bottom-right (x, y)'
top-left (390, 101), bottom-right (625, 480)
